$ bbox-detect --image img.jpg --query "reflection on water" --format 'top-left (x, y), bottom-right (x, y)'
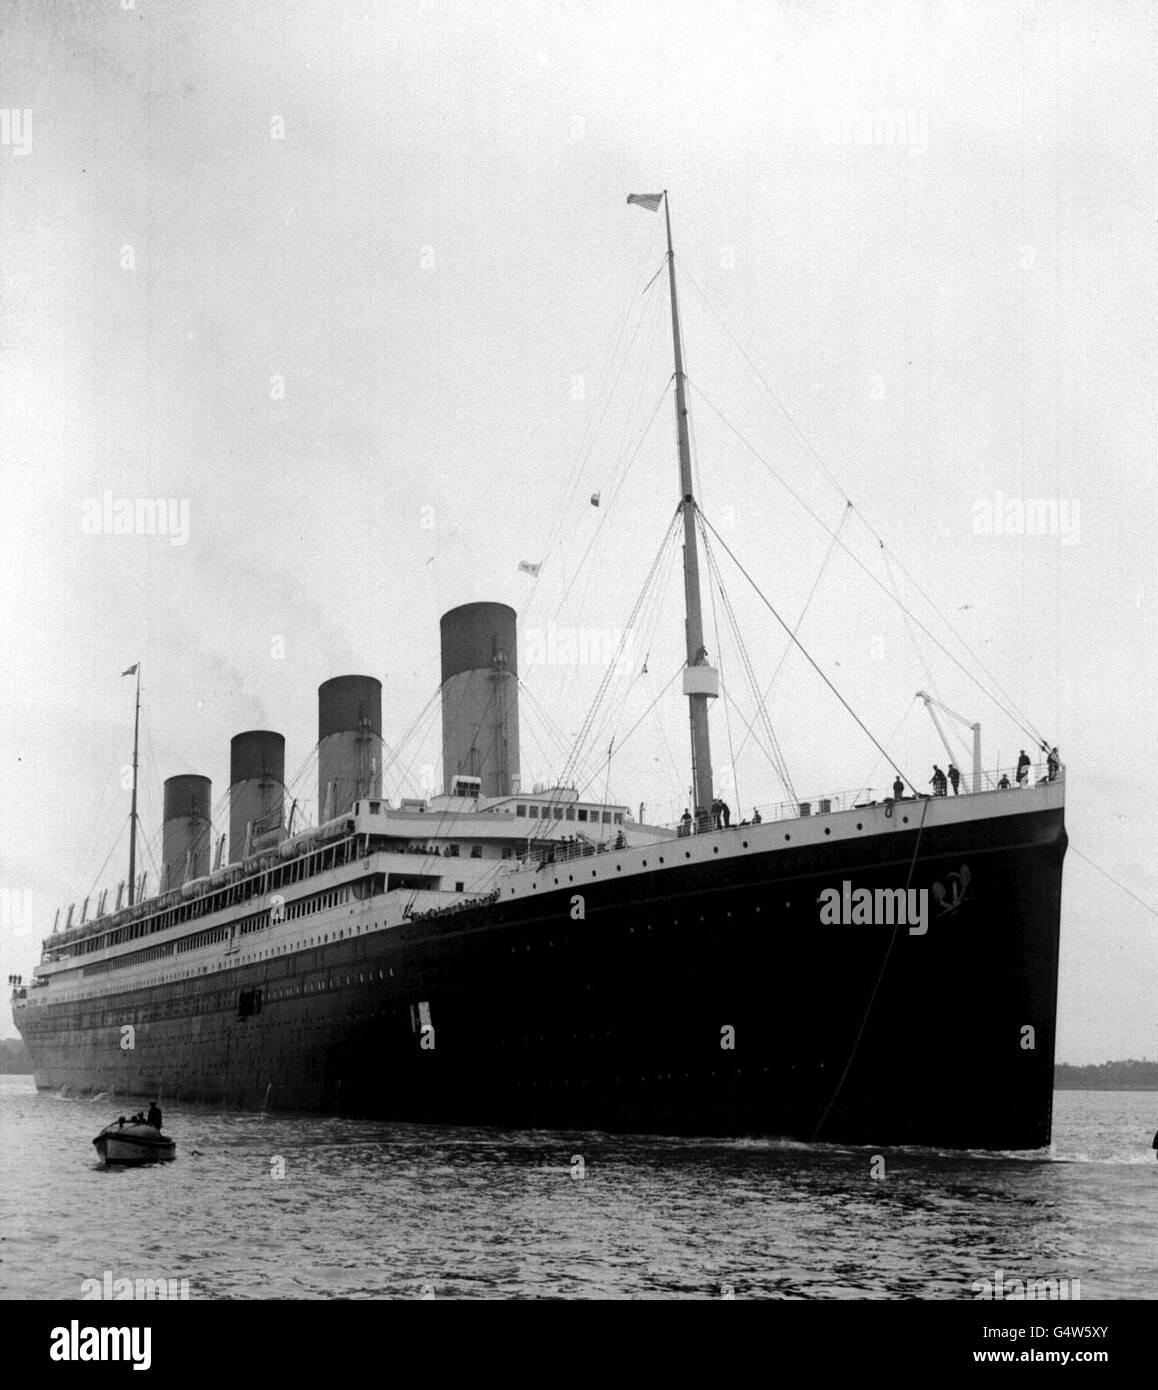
top-left (0, 1079), bottom-right (1154, 1299)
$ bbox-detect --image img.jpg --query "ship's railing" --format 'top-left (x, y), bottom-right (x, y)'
top-left (507, 763), bottom-right (1063, 867)
top-left (515, 838), bottom-right (614, 869)
top-left (659, 761), bottom-right (1064, 838)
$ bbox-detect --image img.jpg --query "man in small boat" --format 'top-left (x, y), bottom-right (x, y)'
top-left (147, 1101), bottom-right (163, 1131)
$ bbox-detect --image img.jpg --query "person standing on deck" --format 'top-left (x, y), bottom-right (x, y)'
top-left (1016, 750), bottom-right (1031, 785)
top-left (948, 764), bottom-right (961, 795)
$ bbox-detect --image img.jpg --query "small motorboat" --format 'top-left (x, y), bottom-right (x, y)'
top-left (93, 1117), bottom-right (176, 1165)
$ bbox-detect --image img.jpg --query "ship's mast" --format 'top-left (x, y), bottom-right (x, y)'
top-left (661, 191), bottom-right (717, 825)
top-left (128, 665), bottom-right (141, 906)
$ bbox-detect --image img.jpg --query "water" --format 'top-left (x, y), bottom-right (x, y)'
top-left (1, 1076), bottom-right (1155, 1299)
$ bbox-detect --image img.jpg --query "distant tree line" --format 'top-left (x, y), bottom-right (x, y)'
top-left (1054, 1059), bottom-right (1158, 1090)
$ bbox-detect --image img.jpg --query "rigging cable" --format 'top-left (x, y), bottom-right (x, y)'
top-left (811, 794), bottom-right (932, 1141)
top-left (547, 508), bottom-right (683, 811)
top-left (729, 501), bottom-right (851, 771)
top-left (701, 513), bottom-right (742, 817)
top-left (543, 378), bottom-right (671, 634)
top-left (698, 514), bottom-right (797, 803)
top-left (1069, 848), bottom-right (1158, 922)
top-left (680, 265), bottom-right (1048, 748)
top-left (698, 510), bottom-right (915, 793)
top-left (524, 240), bottom-right (666, 622)
top-left (687, 378), bottom-right (1043, 749)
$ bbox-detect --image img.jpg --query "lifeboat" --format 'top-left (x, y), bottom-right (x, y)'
top-left (93, 1118), bottom-right (177, 1165)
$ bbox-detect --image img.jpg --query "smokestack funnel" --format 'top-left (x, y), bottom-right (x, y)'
top-left (440, 602), bottom-right (519, 797)
top-left (162, 774), bottom-right (212, 888)
top-left (318, 675), bottom-right (382, 822)
top-left (229, 731), bottom-right (285, 862)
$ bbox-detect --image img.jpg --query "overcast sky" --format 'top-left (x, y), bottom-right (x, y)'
top-left (1, 0), bottom-right (1155, 1063)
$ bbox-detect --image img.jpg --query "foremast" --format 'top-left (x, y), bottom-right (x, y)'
top-left (127, 664), bottom-right (141, 905)
top-left (649, 190), bottom-right (718, 824)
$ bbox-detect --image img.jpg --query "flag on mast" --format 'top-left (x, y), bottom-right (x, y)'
top-left (627, 193), bottom-right (663, 212)
top-left (122, 664), bottom-right (139, 676)
top-left (518, 561), bottom-right (541, 577)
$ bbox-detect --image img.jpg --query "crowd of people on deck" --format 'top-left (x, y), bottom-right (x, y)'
top-left (405, 888), bottom-right (500, 923)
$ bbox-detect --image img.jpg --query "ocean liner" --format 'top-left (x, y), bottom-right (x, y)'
top-left (11, 195), bottom-right (1066, 1147)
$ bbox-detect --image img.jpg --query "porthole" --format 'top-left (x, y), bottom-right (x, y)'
top-left (856, 823), bottom-right (862, 830)
top-left (824, 828), bottom-right (831, 836)
top-left (903, 816), bottom-right (909, 824)
top-left (712, 846), bottom-right (719, 854)
top-left (784, 834), bottom-right (791, 841)
top-left (742, 842), bottom-right (748, 849)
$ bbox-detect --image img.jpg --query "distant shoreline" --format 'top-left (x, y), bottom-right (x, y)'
top-left (1054, 1083), bottom-right (1158, 1092)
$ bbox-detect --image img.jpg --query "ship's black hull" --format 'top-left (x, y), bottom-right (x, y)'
top-left (16, 804), bottom-right (1065, 1148)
